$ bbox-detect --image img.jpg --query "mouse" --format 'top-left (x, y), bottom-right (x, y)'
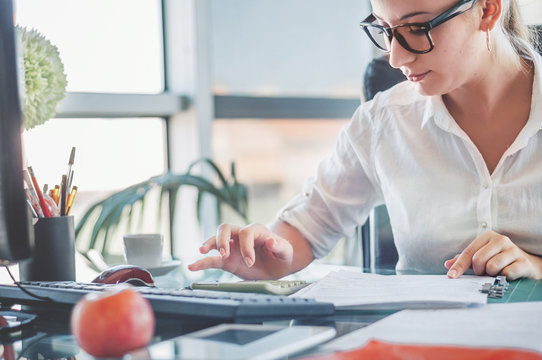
top-left (92, 264), bottom-right (155, 287)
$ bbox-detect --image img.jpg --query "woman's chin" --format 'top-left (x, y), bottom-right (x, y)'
top-left (412, 82), bottom-right (445, 97)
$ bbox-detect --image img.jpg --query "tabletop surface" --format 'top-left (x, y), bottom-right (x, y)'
top-left (1, 275), bottom-right (541, 359)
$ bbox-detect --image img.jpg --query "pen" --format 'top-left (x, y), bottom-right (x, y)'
top-left (26, 199), bottom-right (38, 217)
top-left (27, 166), bottom-right (51, 218)
top-left (43, 191), bottom-right (60, 217)
top-left (23, 170), bottom-right (43, 217)
top-left (23, 170), bottom-right (39, 204)
top-left (25, 188), bottom-right (43, 217)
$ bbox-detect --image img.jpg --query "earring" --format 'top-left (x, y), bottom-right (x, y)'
top-left (486, 29), bottom-right (492, 52)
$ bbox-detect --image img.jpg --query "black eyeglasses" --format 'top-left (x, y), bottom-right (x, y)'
top-left (360, 0), bottom-right (478, 54)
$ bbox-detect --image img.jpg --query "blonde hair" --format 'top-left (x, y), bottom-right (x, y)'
top-left (494, 0), bottom-right (537, 67)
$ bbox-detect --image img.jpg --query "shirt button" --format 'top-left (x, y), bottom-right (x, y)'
top-left (304, 192), bottom-right (310, 197)
top-left (481, 221), bottom-right (488, 229)
top-left (482, 183), bottom-right (488, 189)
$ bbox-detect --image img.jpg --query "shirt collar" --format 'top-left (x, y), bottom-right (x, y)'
top-left (421, 94), bottom-right (454, 133)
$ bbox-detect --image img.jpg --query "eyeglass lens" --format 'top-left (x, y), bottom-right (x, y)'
top-left (366, 24), bottom-right (431, 53)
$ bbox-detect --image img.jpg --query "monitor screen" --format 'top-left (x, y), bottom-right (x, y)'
top-left (0, 0), bottom-right (34, 264)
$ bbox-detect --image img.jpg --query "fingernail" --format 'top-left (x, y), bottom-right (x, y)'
top-left (219, 248), bottom-right (226, 257)
top-left (448, 269), bottom-right (457, 278)
top-left (245, 256), bottom-right (253, 267)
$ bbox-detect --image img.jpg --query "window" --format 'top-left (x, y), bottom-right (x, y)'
top-left (212, 119), bottom-right (348, 222)
top-left (14, 0), bottom-right (375, 272)
top-left (23, 118), bottom-right (166, 191)
top-left (209, 0), bottom-right (371, 265)
top-left (16, 0), bottom-right (171, 265)
top-left (210, 0), bottom-right (369, 97)
top-left (16, 0), bottom-right (164, 93)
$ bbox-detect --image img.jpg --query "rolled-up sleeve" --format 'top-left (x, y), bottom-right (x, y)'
top-left (277, 105), bottom-right (383, 258)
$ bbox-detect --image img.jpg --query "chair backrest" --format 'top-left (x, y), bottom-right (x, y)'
top-left (363, 56), bottom-right (405, 101)
top-left (360, 55), bottom-right (404, 270)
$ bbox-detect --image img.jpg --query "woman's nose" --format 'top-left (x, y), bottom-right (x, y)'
top-left (388, 36), bottom-right (416, 69)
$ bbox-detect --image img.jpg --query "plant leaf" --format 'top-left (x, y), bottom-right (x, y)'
top-left (75, 160), bottom-right (250, 261)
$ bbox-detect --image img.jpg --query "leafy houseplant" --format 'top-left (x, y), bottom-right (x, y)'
top-left (75, 158), bottom-right (249, 266)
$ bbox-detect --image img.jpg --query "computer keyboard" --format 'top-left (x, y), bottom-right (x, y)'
top-left (0, 281), bottom-right (335, 321)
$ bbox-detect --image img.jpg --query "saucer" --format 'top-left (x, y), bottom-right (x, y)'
top-left (146, 260), bottom-right (182, 276)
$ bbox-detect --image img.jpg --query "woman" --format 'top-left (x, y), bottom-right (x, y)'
top-left (189, 0), bottom-right (542, 280)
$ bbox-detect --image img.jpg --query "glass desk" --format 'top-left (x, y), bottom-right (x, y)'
top-left (1, 277), bottom-right (540, 360)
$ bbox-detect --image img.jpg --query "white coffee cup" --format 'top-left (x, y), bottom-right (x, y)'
top-left (123, 233), bottom-right (164, 268)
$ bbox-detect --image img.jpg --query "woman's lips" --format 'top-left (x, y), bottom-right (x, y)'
top-left (407, 71), bottom-right (430, 82)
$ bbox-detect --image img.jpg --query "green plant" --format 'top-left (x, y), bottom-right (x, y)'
top-left (75, 158), bottom-right (249, 265)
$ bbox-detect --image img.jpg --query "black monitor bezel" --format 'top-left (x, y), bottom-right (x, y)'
top-left (0, 0), bottom-right (34, 263)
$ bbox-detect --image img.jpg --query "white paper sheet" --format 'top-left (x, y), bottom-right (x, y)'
top-left (318, 302), bottom-right (542, 353)
top-left (291, 270), bottom-right (493, 309)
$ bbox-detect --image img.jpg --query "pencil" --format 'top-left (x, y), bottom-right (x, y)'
top-left (52, 185), bottom-right (60, 205)
top-left (66, 186), bottom-right (78, 215)
top-left (27, 167), bottom-right (51, 218)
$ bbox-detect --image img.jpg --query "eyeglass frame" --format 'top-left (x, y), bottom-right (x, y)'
top-left (360, 0), bottom-right (479, 54)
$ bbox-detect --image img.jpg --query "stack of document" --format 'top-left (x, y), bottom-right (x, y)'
top-left (317, 302), bottom-right (542, 354)
top-left (291, 270), bottom-right (493, 310)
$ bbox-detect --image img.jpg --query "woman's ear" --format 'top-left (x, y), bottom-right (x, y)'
top-left (480, 0), bottom-right (502, 31)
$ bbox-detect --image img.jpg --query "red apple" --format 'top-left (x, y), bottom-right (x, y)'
top-left (70, 286), bottom-right (155, 358)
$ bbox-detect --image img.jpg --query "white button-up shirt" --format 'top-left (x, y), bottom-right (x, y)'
top-left (279, 53), bottom-right (542, 275)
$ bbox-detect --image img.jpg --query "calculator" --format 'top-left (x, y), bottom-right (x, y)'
top-left (190, 280), bottom-right (310, 296)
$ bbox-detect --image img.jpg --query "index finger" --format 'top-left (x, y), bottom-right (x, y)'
top-left (447, 233), bottom-right (490, 279)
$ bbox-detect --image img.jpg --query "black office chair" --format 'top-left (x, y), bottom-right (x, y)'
top-left (360, 55), bottom-right (405, 270)
top-left (363, 56), bottom-right (405, 101)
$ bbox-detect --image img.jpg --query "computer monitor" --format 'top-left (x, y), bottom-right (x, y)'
top-left (0, 0), bottom-right (34, 265)
top-left (0, 0), bottom-right (37, 334)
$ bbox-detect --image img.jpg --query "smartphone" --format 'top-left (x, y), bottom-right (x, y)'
top-left (126, 323), bottom-right (336, 360)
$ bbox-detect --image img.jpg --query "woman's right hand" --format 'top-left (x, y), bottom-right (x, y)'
top-left (187, 222), bottom-right (298, 280)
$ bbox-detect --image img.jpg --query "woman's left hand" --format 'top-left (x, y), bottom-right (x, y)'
top-left (445, 231), bottom-right (542, 280)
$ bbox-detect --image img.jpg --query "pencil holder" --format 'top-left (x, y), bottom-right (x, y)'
top-left (19, 216), bottom-right (76, 282)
